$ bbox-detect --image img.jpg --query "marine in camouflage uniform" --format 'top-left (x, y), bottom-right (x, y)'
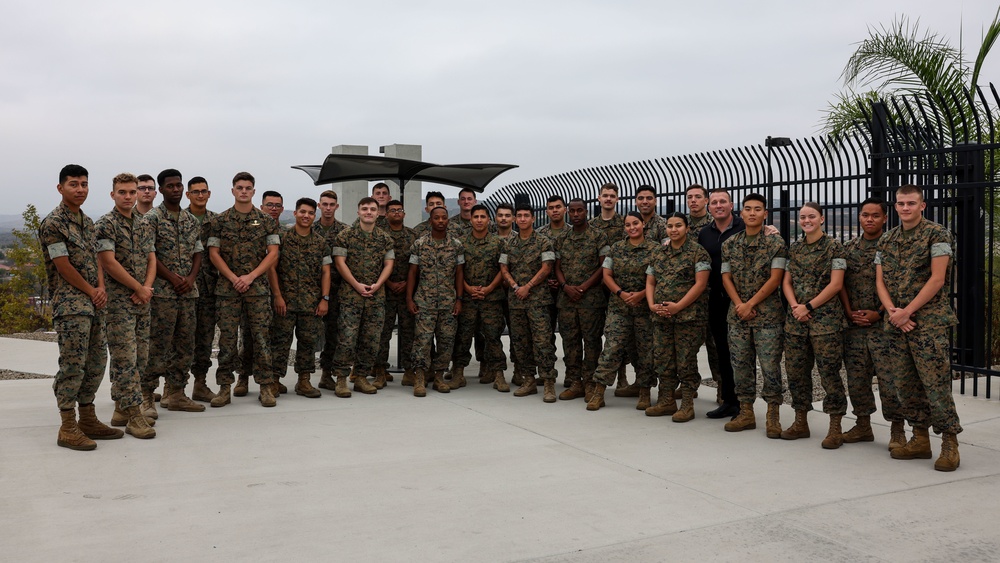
top-left (592, 238), bottom-right (657, 388)
top-left (96, 206), bottom-right (155, 411)
top-left (642, 213), bottom-right (668, 246)
top-left (687, 211), bottom-right (720, 387)
top-left (40, 201), bottom-right (108, 411)
top-left (408, 232), bottom-right (465, 380)
top-left (686, 213), bottom-right (712, 238)
top-left (454, 230), bottom-right (507, 376)
top-left (315, 218), bottom-right (348, 377)
top-left (377, 223), bottom-right (416, 375)
top-left (589, 213), bottom-right (626, 243)
top-left (537, 222), bottom-right (567, 371)
top-left (500, 231), bottom-right (557, 382)
top-left (189, 207), bottom-right (218, 385)
top-left (784, 235), bottom-right (847, 415)
top-left (721, 230), bottom-right (787, 407)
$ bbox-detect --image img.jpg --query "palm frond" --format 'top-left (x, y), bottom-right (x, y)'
top-left (972, 7), bottom-right (1000, 88)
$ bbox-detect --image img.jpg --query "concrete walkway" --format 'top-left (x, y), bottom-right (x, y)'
top-left (1, 336), bottom-right (999, 562)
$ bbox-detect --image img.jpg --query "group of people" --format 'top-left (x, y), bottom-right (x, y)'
top-left (40, 164), bottom-right (962, 472)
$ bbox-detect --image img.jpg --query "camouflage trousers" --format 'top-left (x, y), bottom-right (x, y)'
top-left (884, 327), bottom-right (962, 435)
top-left (377, 292), bottom-right (415, 371)
top-left (845, 327), bottom-right (903, 421)
top-left (216, 296), bottom-right (273, 386)
top-left (147, 297), bottom-right (196, 391)
top-left (508, 305), bottom-right (557, 380)
top-left (411, 308), bottom-right (458, 372)
top-left (558, 306), bottom-right (605, 383)
top-left (319, 293), bottom-right (342, 372)
top-left (785, 331), bottom-right (846, 414)
top-left (729, 323), bottom-right (784, 405)
top-left (454, 299), bottom-right (507, 372)
top-left (593, 306), bottom-right (654, 387)
top-left (331, 294), bottom-right (384, 379)
top-left (271, 311), bottom-right (322, 380)
top-left (653, 320), bottom-right (706, 393)
top-left (190, 292), bottom-right (217, 378)
top-left (53, 314), bottom-right (107, 410)
top-left (105, 308), bottom-right (148, 409)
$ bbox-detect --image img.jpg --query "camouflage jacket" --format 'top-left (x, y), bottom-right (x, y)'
top-left (590, 212), bottom-right (626, 244)
top-left (39, 202), bottom-right (102, 318)
top-left (332, 224), bottom-right (395, 301)
top-left (784, 235), bottom-right (847, 336)
top-left (646, 237), bottom-right (710, 323)
top-left (147, 204), bottom-right (202, 300)
top-left (206, 206), bottom-right (280, 298)
top-left (721, 231), bottom-right (787, 326)
top-left (386, 226), bottom-right (416, 284)
top-left (500, 231), bottom-right (556, 309)
top-left (95, 208), bottom-right (155, 314)
top-left (554, 226), bottom-right (610, 309)
top-left (843, 235), bottom-right (882, 321)
top-left (314, 218), bottom-right (348, 285)
top-left (187, 207), bottom-right (217, 297)
top-left (603, 238), bottom-right (657, 314)
top-left (643, 213), bottom-right (668, 245)
top-left (461, 232), bottom-right (505, 303)
top-left (409, 234), bottom-right (465, 310)
top-left (687, 213), bottom-right (712, 238)
top-left (276, 229), bottom-right (332, 312)
top-left (875, 217), bottom-right (957, 329)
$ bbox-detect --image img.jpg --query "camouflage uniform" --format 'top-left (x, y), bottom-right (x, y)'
top-left (686, 213), bottom-right (712, 239)
top-left (409, 235), bottom-right (465, 371)
top-left (270, 229), bottom-right (332, 379)
top-left (239, 223), bottom-right (291, 378)
top-left (444, 213), bottom-right (497, 239)
top-left (589, 213), bottom-right (626, 244)
top-left (722, 231), bottom-right (787, 405)
top-left (454, 232), bottom-right (507, 372)
top-left (40, 203), bottom-right (108, 410)
top-left (500, 232), bottom-right (557, 380)
top-left (553, 226), bottom-right (609, 384)
top-left (146, 205), bottom-right (202, 391)
top-left (647, 238), bottom-right (711, 393)
top-left (207, 207), bottom-right (280, 386)
top-left (876, 218), bottom-right (962, 435)
top-left (537, 223), bottom-right (568, 360)
top-left (189, 208), bottom-right (218, 380)
top-left (95, 209), bottom-right (154, 409)
top-left (331, 225), bottom-right (395, 380)
top-left (643, 214), bottom-right (668, 246)
top-left (314, 218), bottom-right (348, 372)
top-left (593, 239), bottom-right (657, 387)
top-left (377, 226), bottom-right (416, 371)
top-left (843, 234), bottom-right (903, 421)
top-left (784, 236), bottom-right (847, 414)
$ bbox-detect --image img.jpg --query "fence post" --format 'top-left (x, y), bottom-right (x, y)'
top-left (955, 144), bottom-right (987, 369)
top-left (870, 102), bottom-right (890, 199)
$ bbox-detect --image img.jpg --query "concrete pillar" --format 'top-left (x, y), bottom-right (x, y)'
top-left (330, 144), bottom-right (369, 223)
top-left (380, 144), bottom-right (423, 227)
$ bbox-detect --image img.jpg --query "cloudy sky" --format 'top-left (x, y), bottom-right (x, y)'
top-left (3, 0), bottom-right (999, 217)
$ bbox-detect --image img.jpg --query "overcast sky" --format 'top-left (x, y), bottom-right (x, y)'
top-left (3, 0), bottom-right (999, 217)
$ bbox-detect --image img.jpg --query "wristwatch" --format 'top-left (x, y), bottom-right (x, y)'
top-left (322, 295), bottom-right (330, 301)
top-left (805, 302), bottom-right (814, 312)
top-left (616, 289), bottom-right (623, 297)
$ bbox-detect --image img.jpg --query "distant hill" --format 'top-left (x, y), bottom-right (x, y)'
top-left (0, 215), bottom-right (26, 247)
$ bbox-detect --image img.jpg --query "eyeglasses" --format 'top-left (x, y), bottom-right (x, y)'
top-left (387, 209), bottom-right (405, 214)
top-left (137, 187), bottom-right (156, 192)
top-left (188, 189), bottom-right (209, 196)
top-left (263, 203), bottom-right (283, 210)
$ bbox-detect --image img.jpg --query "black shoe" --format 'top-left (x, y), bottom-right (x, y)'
top-left (706, 402), bottom-right (740, 419)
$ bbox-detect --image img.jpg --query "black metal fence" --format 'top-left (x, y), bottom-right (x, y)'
top-left (485, 85), bottom-right (1000, 397)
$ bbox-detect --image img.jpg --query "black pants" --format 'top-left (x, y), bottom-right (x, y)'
top-left (708, 291), bottom-right (737, 405)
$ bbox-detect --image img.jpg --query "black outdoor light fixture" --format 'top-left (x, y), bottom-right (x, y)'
top-left (766, 136), bottom-right (793, 240)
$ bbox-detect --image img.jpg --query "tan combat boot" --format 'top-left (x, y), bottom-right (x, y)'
top-left (479, 370), bottom-right (496, 384)
top-left (780, 409), bottom-right (811, 440)
top-left (111, 400), bottom-right (155, 428)
top-left (645, 384), bottom-right (678, 417)
top-left (318, 369), bottom-right (336, 391)
top-left (584, 381), bottom-right (595, 403)
top-left (140, 389), bottom-right (158, 420)
top-left (373, 366), bottom-right (388, 390)
top-left (295, 373), bottom-right (321, 398)
top-left (765, 403), bottom-right (781, 439)
top-left (233, 375), bottom-right (249, 397)
top-left (672, 387), bottom-right (698, 400)
top-left (78, 403), bottom-right (124, 440)
top-left (543, 379), bottom-right (557, 403)
top-left (432, 370), bottom-right (450, 393)
top-left (493, 371), bottom-right (510, 393)
top-left (335, 375), bottom-right (352, 398)
top-left (615, 365), bottom-right (628, 391)
top-left (821, 414), bottom-right (844, 449)
top-left (125, 406), bottom-right (156, 439)
top-left (192, 374), bottom-right (217, 403)
top-left (890, 427), bottom-right (932, 459)
top-left (258, 382), bottom-right (277, 407)
top-left (448, 366), bottom-right (467, 390)
top-left (513, 374), bottom-right (538, 397)
top-left (167, 385), bottom-right (206, 412)
top-left (934, 432), bottom-right (960, 471)
top-left (159, 382), bottom-right (173, 409)
top-left (413, 369), bottom-right (427, 397)
top-left (275, 379), bottom-right (288, 396)
top-left (586, 383), bottom-right (606, 411)
top-left (57, 409), bottom-right (96, 451)
top-left (615, 382), bottom-right (640, 398)
top-left (354, 372), bottom-right (378, 394)
top-left (401, 368), bottom-right (416, 387)
top-left (724, 402), bottom-right (757, 432)
top-left (511, 372), bottom-right (524, 386)
top-left (888, 420), bottom-right (907, 451)
top-left (842, 415), bottom-right (874, 443)
top-left (636, 387), bottom-right (652, 410)
top-left (559, 379), bottom-right (585, 400)
top-left (211, 384), bottom-right (231, 408)
top-left (672, 388), bottom-right (695, 423)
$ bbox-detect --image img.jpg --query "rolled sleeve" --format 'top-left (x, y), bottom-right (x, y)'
top-left (321, 256), bottom-right (332, 266)
top-left (720, 262), bottom-right (731, 274)
top-left (193, 240), bottom-right (204, 253)
top-left (385, 249), bottom-right (395, 261)
top-left (602, 257), bottom-right (613, 269)
top-left (332, 246), bottom-right (348, 257)
top-left (47, 242), bottom-right (69, 259)
top-left (771, 257), bottom-right (787, 270)
top-left (541, 251), bottom-right (556, 263)
top-left (831, 258), bottom-right (847, 270)
top-left (930, 242), bottom-right (953, 258)
top-left (409, 254), bottom-right (420, 265)
top-left (266, 234), bottom-right (281, 246)
top-left (873, 251), bottom-right (882, 265)
top-left (498, 253), bottom-right (508, 265)
top-left (206, 236), bottom-right (221, 248)
top-left (96, 239), bottom-right (115, 253)
top-left (599, 245), bottom-right (611, 256)
top-left (645, 265), bottom-right (654, 275)
top-left (456, 254), bottom-right (465, 265)
top-left (695, 261), bottom-right (711, 272)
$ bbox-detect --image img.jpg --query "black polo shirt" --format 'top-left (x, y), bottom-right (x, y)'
top-left (698, 214), bottom-right (745, 296)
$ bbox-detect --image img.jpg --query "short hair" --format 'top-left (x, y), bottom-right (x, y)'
top-left (636, 185), bottom-right (656, 197)
top-left (157, 169), bottom-right (182, 186)
top-left (425, 191), bottom-right (445, 204)
top-left (568, 197), bottom-right (585, 206)
top-left (319, 190), bottom-right (338, 201)
top-left (137, 174), bottom-right (154, 184)
top-left (232, 171), bottom-right (255, 186)
top-left (546, 195), bottom-right (566, 206)
top-left (113, 172), bottom-right (138, 187)
top-left (709, 188), bottom-right (732, 202)
top-left (514, 203), bottom-right (534, 215)
top-left (59, 164), bottom-right (88, 184)
top-left (599, 182), bottom-right (618, 194)
top-left (458, 187), bottom-right (477, 198)
top-left (261, 190), bottom-right (282, 202)
top-left (665, 211), bottom-right (689, 226)
top-left (372, 182), bottom-right (390, 193)
top-left (495, 202), bottom-right (514, 214)
top-left (801, 201), bottom-right (823, 215)
top-left (295, 197), bottom-right (317, 211)
top-left (358, 196), bottom-right (378, 208)
top-left (897, 184), bottom-right (922, 198)
top-left (470, 204), bottom-right (490, 217)
top-left (188, 176), bottom-right (208, 188)
top-left (386, 199), bottom-right (403, 210)
top-left (859, 196), bottom-right (887, 214)
top-left (625, 210), bottom-right (643, 221)
top-left (430, 206), bottom-right (450, 217)
top-left (742, 193), bottom-right (767, 207)
top-left (686, 184), bottom-right (709, 198)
